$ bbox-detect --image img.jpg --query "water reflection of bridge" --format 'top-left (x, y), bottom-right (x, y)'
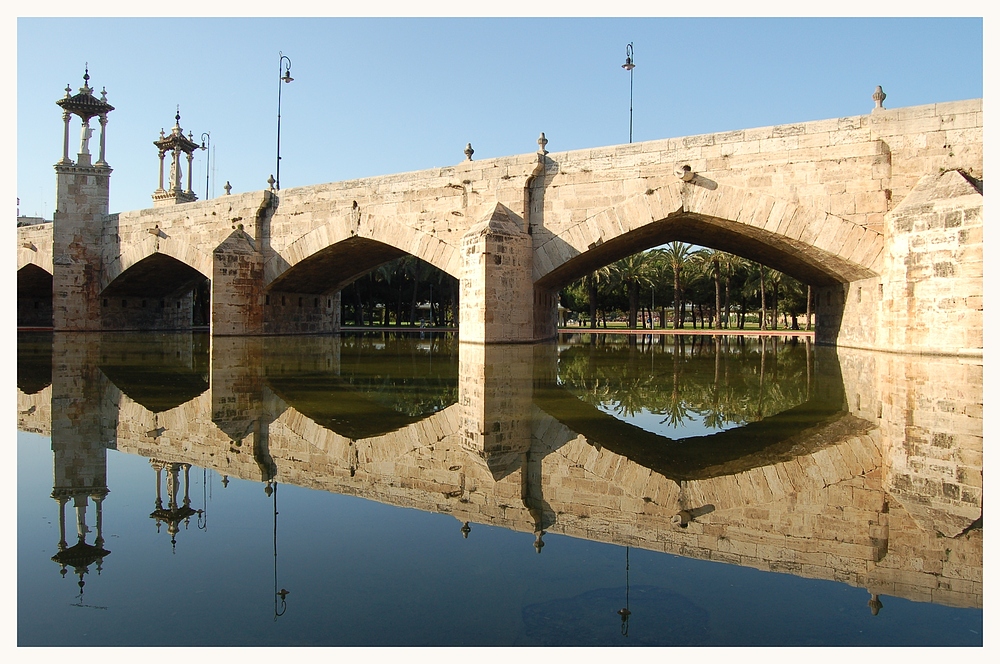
top-left (17, 332), bottom-right (982, 610)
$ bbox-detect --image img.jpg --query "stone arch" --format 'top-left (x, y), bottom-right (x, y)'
top-left (101, 234), bottom-right (213, 293)
top-left (533, 181), bottom-right (883, 290)
top-left (18, 244), bottom-right (52, 274)
top-left (263, 210), bottom-right (462, 292)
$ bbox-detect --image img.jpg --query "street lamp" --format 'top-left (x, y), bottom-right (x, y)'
top-left (199, 132), bottom-right (211, 200)
top-left (621, 43), bottom-right (635, 143)
top-left (275, 52), bottom-right (294, 191)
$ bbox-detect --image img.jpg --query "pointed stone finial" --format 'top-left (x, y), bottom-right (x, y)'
top-left (464, 143), bottom-right (474, 161)
top-left (175, 105), bottom-right (181, 127)
top-left (159, 128), bottom-right (165, 139)
top-left (81, 63), bottom-right (91, 93)
top-left (267, 174), bottom-right (276, 191)
top-left (537, 132), bottom-right (548, 155)
top-left (224, 181), bottom-right (232, 195)
top-left (100, 86), bottom-right (108, 102)
top-left (64, 83), bottom-right (72, 98)
top-left (872, 85), bottom-right (886, 111)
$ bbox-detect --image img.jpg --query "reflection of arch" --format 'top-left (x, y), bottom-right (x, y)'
top-left (531, 380), bottom-right (873, 482)
top-left (98, 335), bottom-right (210, 413)
top-left (101, 236), bottom-right (212, 294)
top-left (266, 373), bottom-right (454, 439)
top-left (17, 331), bottom-right (53, 394)
top-left (534, 182), bottom-right (882, 290)
top-left (264, 212), bottom-right (461, 291)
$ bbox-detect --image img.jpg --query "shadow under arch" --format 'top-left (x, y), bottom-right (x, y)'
top-left (264, 235), bottom-right (461, 303)
top-left (100, 234), bottom-right (214, 295)
top-left (99, 253), bottom-right (211, 330)
top-left (533, 183), bottom-right (882, 292)
top-left (101, 253), bottom-right (208, 298)
top-left (18, 264), bottom-right (54, 327)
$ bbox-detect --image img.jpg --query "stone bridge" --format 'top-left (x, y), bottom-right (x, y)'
top-left (19, 333), bottom-right (982, 609)
top-left (17, 79), bottom-right (982, 354)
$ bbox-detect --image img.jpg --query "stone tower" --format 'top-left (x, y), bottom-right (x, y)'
top-left (52, 66), bottom-right (114, 330)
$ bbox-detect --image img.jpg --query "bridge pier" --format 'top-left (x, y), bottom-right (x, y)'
top-left (459, 204), bottom-right (536, 344)
top-left (211, 229), bottom-right (265, 335)
top-left (816, 170), bottom-right (982, 356)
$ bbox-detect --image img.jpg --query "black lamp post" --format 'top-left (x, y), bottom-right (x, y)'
top-left (199, 132), bottom-right (210, 200)
top-left (621, 43), bottom-right (635, 143)
top-left (276, 52), bottom-right (294, 191)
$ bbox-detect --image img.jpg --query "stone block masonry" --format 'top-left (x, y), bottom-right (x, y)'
top-left (20, 96), bottom-right (981, 354)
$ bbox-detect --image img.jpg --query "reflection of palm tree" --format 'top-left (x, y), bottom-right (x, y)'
top-left (555, 338), bottom-right (812, 432)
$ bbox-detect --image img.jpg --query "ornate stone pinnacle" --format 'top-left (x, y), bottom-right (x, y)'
top-left (224, 181), bottom-right (232, 195)
top-left (873, 85), bottom-right (886, 111)
top-left (464, 143), bottom-right (474, 161)
top-left (537, 132), bottom-right (548, 155)
top-left (267, 174), bottom-right (276, 191)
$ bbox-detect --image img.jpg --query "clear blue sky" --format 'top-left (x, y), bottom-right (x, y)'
top-left (15, 14), bottom-right (984, 218)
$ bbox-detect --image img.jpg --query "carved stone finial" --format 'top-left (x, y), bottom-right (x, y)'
top-left (224, 181), bottom-right (232, 195)
top-left (537, 132), bottom-right (548, 155)
top-left (872, 85), bottom-right (886, 111)
top-left (64, 83), bottom-right (72, 98)
top-left (100, 86), bottom-right (107, 102)
top-left (267, 174), bottom-right (276, 191)
top-left (464, 143), bottom-right (474, 161)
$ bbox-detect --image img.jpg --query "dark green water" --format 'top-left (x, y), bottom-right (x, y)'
top-left (16, 331), bottom-right (982, 646)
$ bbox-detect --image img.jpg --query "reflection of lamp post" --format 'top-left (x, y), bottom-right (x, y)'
top-left (621, 43), bottom-right (635, 143)
top-left (275, 52), bottom-right (294, 191)
top-left (618, 546), bottom-right (631, 636)
top-left (272, 481), bottom-right (289, 619)
top-left (199, 132), bottom-right (211, 200)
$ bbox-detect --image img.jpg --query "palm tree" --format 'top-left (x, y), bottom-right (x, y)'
top-left (644, 252), bottom-right (672, 330)
top-left (659, 242), bottom-right (695, 329)
top-left (693, 249), bottom-right (723, 329)
top-left (585, 265), bottom-right (615, 329)
top-left (611, 253), bottom-right (653, 328)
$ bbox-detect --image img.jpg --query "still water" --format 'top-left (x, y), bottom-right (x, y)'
top-left (17, 331), bottom-right (982, 646)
